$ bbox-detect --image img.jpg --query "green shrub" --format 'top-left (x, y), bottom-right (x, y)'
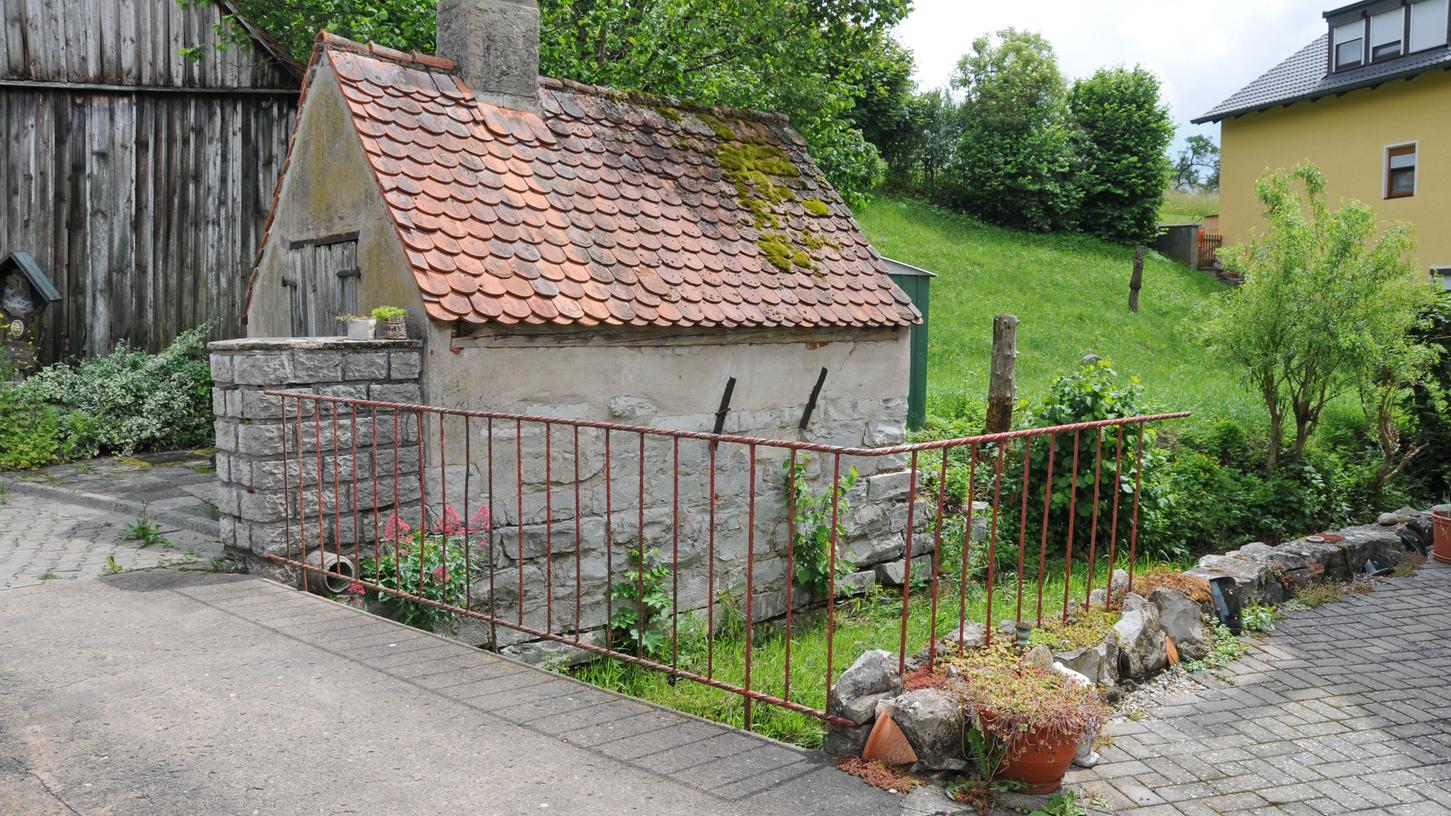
top-left (607, 547), bottom-right (673, 658)
top-left (783, 454), bottom-right (859, 595)
top-left (0, 389), bottom-right (60, 470)
top-left (360, 508), bottom-right (481, 630)
top-left (18, 324), bottom-right (214, 457)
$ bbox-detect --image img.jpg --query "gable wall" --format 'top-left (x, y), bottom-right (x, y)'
top-left (246, 64), bottom-right (426, 340)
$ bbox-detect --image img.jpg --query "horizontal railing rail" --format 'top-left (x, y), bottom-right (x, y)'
top-left (266, 388), bottom-right (1187, 731)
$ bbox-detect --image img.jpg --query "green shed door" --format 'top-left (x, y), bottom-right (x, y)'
top-left (886, 261), bottom-right (932, 431)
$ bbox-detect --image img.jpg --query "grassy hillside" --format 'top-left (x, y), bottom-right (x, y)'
top-left (1159, 189), bottom-right (1220, 224)
top-left (855, 196), bottom-right (1262, 428)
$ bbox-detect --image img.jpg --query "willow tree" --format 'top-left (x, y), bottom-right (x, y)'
top-left (1197, 163), bottom-right (1432, 472)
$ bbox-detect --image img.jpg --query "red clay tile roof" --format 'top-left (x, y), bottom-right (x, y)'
top-left (306, 35), bottom-right (918, 329)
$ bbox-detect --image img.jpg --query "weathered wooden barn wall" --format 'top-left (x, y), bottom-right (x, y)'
top-left (0, 0), bottom-right (300, 362)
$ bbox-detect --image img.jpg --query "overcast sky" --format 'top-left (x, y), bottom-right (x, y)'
top-left (895, 0), bottom-right (1331, 145)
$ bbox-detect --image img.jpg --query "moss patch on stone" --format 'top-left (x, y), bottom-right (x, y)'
top-left (1027, 607), bottom-right (1121, 652)
top-left (803, 197), bottom-right (830, 217)
top-left (696, 112), bottom-right (737, 142)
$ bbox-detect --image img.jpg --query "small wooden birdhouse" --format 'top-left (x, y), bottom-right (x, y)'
top-left (0, 250), bottom-right (61, 373)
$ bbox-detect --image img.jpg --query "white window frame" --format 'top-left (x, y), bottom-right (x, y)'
top-left (1431, 265), bottom-right (1451, 293)
top-left (1385, 141), bottom-right (1420, 200)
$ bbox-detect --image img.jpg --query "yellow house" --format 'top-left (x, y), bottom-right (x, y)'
top-left (1196, 0), bottom-right (1451, 281)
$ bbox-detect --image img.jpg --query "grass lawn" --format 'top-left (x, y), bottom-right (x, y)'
top-left (568, 553), bottom-right (1184, 748)
top-left (855, 196), bottom-right (1263, 430)
top-left (1159, 189), bottom-right (1220, 225)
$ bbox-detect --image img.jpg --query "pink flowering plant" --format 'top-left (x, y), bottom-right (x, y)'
top-left (359, 504), bottom-right (491, 630)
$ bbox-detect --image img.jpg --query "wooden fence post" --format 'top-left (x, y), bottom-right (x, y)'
top-left (986, 315), bottom-right (1018, 434)
top-left (1128, 245), bottom-right (1144, 313)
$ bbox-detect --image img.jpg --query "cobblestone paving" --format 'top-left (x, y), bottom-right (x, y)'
top-left (1069, 560), bottom-right (1451, 815)
top-left (0, 492), bottom-right (221, 589)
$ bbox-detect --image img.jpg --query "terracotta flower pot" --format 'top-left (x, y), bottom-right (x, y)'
top-left (979, 713), bottom-right (1079, 795)
top-left (1433, 511), bottom-right (1451, 565)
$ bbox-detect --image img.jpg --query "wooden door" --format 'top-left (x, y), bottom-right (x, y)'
top-left (281, 235), bottom-right (359, 336)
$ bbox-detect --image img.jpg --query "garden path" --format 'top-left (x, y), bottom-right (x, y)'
top-left (1068, 560), bottom-right (1451, 815)
top-left (0, 566), bottom-right (895, 816)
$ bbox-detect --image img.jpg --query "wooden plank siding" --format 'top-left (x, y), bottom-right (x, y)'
top-left (0, 0), bottom-right (298, 362)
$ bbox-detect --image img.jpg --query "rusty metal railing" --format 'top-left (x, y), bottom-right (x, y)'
top-left (267, 388), bottom-right (1186, 730)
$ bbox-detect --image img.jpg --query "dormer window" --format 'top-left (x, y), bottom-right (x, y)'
top-left (1334, 20), bottom-right (1365, 69)
top-left (1330, 0), bottom-right (1451, 73)
top-left (1370, 8), bottom-right (1404, 60)
top-left (1411, 0), bottom-right (1451, 51)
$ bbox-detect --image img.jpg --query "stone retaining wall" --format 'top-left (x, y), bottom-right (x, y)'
top-left (824, 508), bottom-right (1426, 767)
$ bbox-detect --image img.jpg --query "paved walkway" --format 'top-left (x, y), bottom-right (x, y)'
top-left (1071, 560), bottom-right (1451, 815)
top-left (0, 491), bottom-right (220, 589)
top-left (0, 568), bottom-right (894, 816)
top-left (3, 450), bottom-right (221, 533)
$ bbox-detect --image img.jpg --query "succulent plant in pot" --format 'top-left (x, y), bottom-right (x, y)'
top-left (372, 305), bottom-right (407, 339)
top-left (947, 644), bottom-right (1108, 794)
top-left (336, 313), bottom-right (376, 340)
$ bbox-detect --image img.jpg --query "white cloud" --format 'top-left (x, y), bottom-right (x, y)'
top-left (895, 0), bottom-right (1330, 144)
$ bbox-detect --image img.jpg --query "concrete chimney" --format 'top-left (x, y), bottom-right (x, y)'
top-left (436, 0), bottom-right (540, 113)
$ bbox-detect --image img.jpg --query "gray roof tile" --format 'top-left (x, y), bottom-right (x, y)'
top-left (1195, 34), bottom-right (1451, 123)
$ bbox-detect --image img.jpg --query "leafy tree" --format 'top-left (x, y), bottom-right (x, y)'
top-left (940, 28), bottom-right (1079, 230)
top-left (204, 0), bottom-right (908, 204)
top-left (1068, 67), bottom-right (1174, 243)
top-left (945, 29), bottom-right (1080, 232)
top-left (848, 33), bottom-right (919, 187)
top-left (1173, 135), bottom-right (1220, 191)
top-left (1197, 163), bottom-right (1432, 471)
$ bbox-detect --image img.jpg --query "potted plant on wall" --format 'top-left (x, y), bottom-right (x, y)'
top-left (337, 314), bottom-right (376, 340)
top-left (948, 645), bottom-right (1108, 794)
top-left (372, 306), bottom-right (407, 340)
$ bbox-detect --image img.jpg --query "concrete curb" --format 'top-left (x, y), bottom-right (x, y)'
top-left (0, 477), bottom-right (220, 537)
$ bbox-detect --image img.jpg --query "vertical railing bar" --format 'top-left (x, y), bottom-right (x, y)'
top-left (1014, 437), bottom-right (1032, 626)
top-left (636, 432), bottom-right (646, 661)
top-left (1035, 434), bottom-right (1056, 627)
top-left (984, 443), bottom-right (1004, 646)
top-left (574, 425), bottom-right (582, 643)
top-left (604, 429), bottom-right (613, 652)
top-left (487, 417), bottom-right (498, 652)
top-left (898, 452), bottom-right (919, 676)
top-left (825, 452), bottom-right (841, 705)
top-left (371, 404), bottom-right (380, 569)
top-left (281, 396), bottom-right (295, 589)
top-left (313, 402), bottom-right (326, 588)
top-left (416, 410), bottom-right (427, 596)
top-left (927, 451), bottom-right (948, 670)
top-left (958, 443), bottom-right (979, 652)
top-left (671, 436), bottom-right (680, 676)
top-left (1061, 430), bottom-right (1081, 624)
top-left (1084, 427), bottom-right (1105, 611)
top-left (542, 418), bottom-right (545, 635)
top-left (392, 410), bottom-right (401, 590)
top-left (1128, 422), bottom-right (1147, 594)
top-left (1105, 424), bottom-right (1126, 611)
top-left (783, 449), bottom-right (797, 705)
top-left (331, 402), bottom-right (343, 579)
top-left (463, 415), bottom-right (472, 613)
top-left (515, 418), bottom-right (524, 626)
top-left (351, 403), bottom-right (361, 573)
top-left (706, 442), bottom-right (716, 679)
top-left (743, 443), bottom-right (757, 733)
top-left (439, 412), bottom-right (448, 607)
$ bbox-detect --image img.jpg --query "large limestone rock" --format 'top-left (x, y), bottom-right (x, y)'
top-left (827, 649), bottom-right (904, 726)
top-left (1150, 587), bottom-right (1206, 660)
top-left (887, 689), bottom-right (967, 771)
top-left (1184, 552), bottom-right (1271, 608)
top-left (1114, 593), bottom-right (1167, 681)
top-left (1054, 628), bottom-right (1120, 689)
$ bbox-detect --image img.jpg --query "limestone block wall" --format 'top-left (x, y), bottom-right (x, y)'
top-left (210, 337), bottom-right (424, 577)
top-left (212, 330), bottom-right (932, 659)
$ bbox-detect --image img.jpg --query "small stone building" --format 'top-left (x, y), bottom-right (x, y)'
top-left (232, 0), bottom-right (924, 646)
